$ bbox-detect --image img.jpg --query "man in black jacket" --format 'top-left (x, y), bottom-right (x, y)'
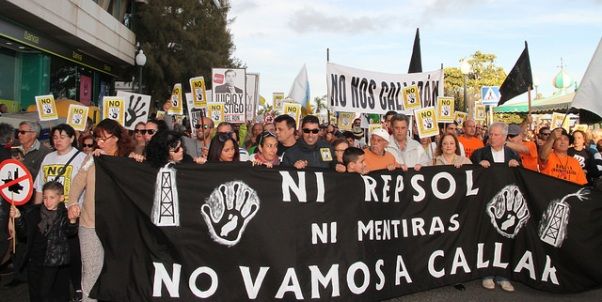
top-left (282, 115), bottom-right (333, 169)
top-left (470, 122), bottom-right (521, 168)
top-left (0, 123), bottom-right (13, 273)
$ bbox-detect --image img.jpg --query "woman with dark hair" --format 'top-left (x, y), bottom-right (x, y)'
top-left (131, 121), bottom-right (147, 155)
top-left (33, 123), bottom-right (87, 299)
top-left (434, 134), bottom-right (472, 168)
top-left (568, 130), bottom-right (594, 180)
top-left (250, 131), bottom-right (279, 167)
top-left (207, 132), bottom-right (240, 162)
top-left (146, 130), bottom-right (194, 168)
top-left (66, 119), bottom-right (133, 302)
top-left (78, 134), bottom-right (95, 155)
top-left (144, 119), bottom-right (167, 143)
top-left (332, 138), bottom-right (349, 172)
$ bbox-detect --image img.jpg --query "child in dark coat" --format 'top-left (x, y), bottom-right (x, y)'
top-left (10, 181), bottom-right (78, 302)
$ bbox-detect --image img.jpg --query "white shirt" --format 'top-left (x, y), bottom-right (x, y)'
top-left (34, 148), bottom-right (86, 205)
top-left (491, 147), bottom-right (505, 163)
top-left (386, 137), bottom-right (431, 167)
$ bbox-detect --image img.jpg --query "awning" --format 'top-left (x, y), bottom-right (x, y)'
top-left (494, 92), bottom-right (574, 113)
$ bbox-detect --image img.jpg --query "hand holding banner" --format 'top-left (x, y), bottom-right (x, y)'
top-left (35, 95), bottom-right (58, 121)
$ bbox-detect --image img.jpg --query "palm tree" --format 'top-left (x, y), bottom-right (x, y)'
top-left (313, 95), bottom-right (328, 113)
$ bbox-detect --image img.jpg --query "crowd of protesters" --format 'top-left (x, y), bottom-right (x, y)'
top-left (0, 103), bottom-right (602, 301)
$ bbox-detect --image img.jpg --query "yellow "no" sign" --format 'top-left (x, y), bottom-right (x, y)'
top-left (35, 94), bottom-right (58, 121)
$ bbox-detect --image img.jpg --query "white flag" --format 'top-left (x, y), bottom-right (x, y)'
top-left (571, 38), bottom-right (602, 118)
top-left (287, 64), bottom-right (311, 110)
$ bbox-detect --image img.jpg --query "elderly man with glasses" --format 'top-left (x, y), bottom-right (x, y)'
top-left (282, 115), bottom-right (333, 169)
top-left (18, 121), bottom-right (51, 179)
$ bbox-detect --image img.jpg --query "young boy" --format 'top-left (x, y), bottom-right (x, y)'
top-left (10, 181), bottom-right (78, 302)
top-left (343, 147), bottom-right (367, 174)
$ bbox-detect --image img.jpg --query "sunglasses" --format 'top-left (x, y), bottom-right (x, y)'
top-left (258, 131), bottom-right (276, 146)
top-left (17, 130), bottom-right (35, 135)
top-left (134, 129), bottom-right (157, 135)
top-left (217, 132), bottom-right (234, 143)
top-left (303, 128), bottom-right (320, 134)
top-left (194, 124), bottom-right (212, 130)
top-left (82, 143), bottom-right (95, 148)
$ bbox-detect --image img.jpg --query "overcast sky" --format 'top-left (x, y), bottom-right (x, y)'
top-left (228, 0), bottom-right (602, 103)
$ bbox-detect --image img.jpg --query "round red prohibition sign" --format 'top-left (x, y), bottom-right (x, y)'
top-left (0, 159), bottom-right (34, 206)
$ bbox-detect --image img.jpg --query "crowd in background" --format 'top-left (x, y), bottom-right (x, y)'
top-left (0, 102), bottom-right (602, 301)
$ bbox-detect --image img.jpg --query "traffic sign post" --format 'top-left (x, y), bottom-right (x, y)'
top-left (481, 86), bottom-right (501, 106)
top-left (0, 159), bottom-right (33, 253)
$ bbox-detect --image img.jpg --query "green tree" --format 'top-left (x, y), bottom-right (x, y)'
top-left (135, 0), bottom-right (241, 104)
top-left (444, 51), bottom-right (506, 112)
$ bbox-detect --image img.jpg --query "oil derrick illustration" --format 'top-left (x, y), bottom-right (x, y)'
top-left (151, 163), bottom-right (180, 227)
top-left (539, 188), bottom-right (589, 248)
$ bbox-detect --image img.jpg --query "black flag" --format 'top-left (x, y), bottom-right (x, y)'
top-left (408, 28), bottom-right (422, 73)
top-left (498, 41), bottom-right (533, 105)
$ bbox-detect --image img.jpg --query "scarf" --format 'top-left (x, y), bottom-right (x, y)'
top-left (254, 152), bottom-right (280, 166)
top-left (38, 206), bottom-right (59, 236)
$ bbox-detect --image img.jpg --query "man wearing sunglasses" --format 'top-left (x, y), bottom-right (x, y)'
top-left (282, 115), bottom-right (333, 169)
top-left (18, 121), bottom-right (51, 179)
top-left (183, 116), bottom-right (214, 160)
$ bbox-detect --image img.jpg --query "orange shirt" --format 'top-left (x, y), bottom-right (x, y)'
top-left (458, 135), bottom-right (484, 159)
top-left (364, 149), bottom-right (397, 172)
top-left (520, 140), bottom-right (539, 172)
top-left (541, 153), bottom-right (587, 185)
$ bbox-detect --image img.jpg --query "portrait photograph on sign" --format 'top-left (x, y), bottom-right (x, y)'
top-left (35, 94), bottom-right (59, 121)
top-left (402, 84), bottom-right (422, 110)
top-left (189, 76), bottom-right (207, 109)
top-left (116, 91), bottom-right (151, 130)
top-left (212, 68), bottom-right (246, 123)
top-left (66, 104), bottom-right (89, 131)
top-left (414, 106), bottom-right (439, 138)
top-left (168, 83), bottom-right (184, 116)
top-left (102, 96), bottom-right (126, 126)
top-left (436, 96), bottom-right (455, 122)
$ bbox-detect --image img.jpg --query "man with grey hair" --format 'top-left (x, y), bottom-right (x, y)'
top-left (386, 114), bottom-right (430, 171)
top-left (18, 121), bottom-right (51, 179)
top-left (470, 122), bottom-right (521, 168)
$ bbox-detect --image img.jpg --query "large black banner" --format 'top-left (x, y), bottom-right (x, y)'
top-left (94, 157), bottom-right (602, 301)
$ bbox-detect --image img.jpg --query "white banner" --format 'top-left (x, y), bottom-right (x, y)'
top-left (212, 68), bottom-right (246, 123)
top-left (245, 73), bottom-right (259, 122)
top-left (327, 62), bottom-right (444, 115)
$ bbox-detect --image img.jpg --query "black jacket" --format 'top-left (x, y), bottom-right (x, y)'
top-left (281, 139), bottom-right (333, 169)
top-left (470, 145), bottom-right (521, 165)
top-left (15, 203), bottom-right (78, 269)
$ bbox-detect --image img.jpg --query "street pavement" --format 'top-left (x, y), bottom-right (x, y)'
top-left (2, 273), bottom-right (601, 302)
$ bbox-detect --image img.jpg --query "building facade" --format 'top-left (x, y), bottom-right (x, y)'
top-left (0, 0), bottom-right (137, 111)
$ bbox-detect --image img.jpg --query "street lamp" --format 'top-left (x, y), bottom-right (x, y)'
top-left (135, 46), bottom-right (147, 94)
top-left (460, 59), bottom-right (471, 113)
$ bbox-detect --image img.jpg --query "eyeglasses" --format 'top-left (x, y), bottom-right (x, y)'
top-left (217, 132), bottom-right (233, 143)
top-left (302, 128), bottom-right (320, 134)
top-left (194, 124), bottom-right (212, 130)
top-left (95, 135), bottom-right (114, 143)
top-left (540, 132), bottom-right (551, 137)
top-left (17, 130), bottom-right (35, 135)
top-left (82, 143), bottom-right (94, 148)
top-left (134, 129), bottom-right (156, 135)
